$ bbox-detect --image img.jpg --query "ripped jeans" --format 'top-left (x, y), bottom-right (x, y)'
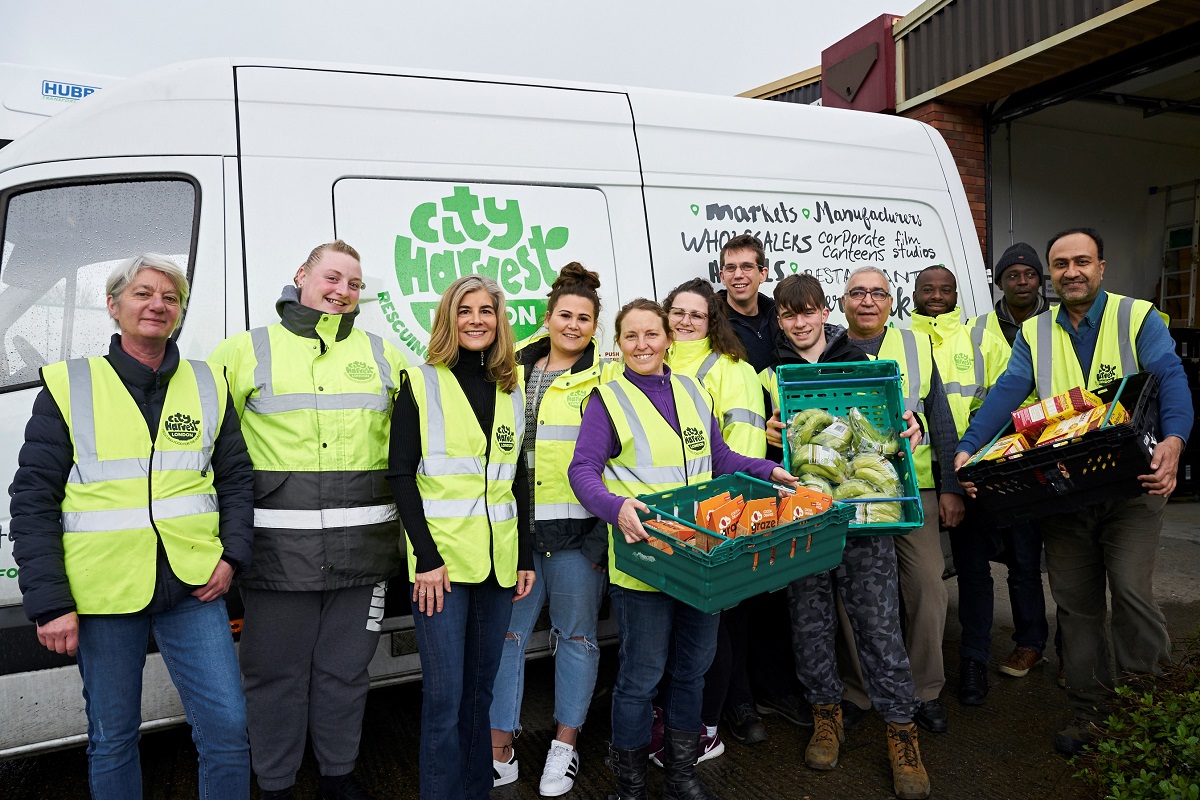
top-left (489, 549), bottom-right (607, 732)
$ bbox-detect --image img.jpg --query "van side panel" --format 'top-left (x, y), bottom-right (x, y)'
top-left (626, 90), bottom-right (988, 321)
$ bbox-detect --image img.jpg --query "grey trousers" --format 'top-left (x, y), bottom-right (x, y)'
top-left (787, 534), bottom-right (919, 723)
top-left (843, 490), bottom-right (947, 706)
top-left (240, 583), bottom-right (386, 791)
top-left (1039, 495), bottom-right (1171, 720)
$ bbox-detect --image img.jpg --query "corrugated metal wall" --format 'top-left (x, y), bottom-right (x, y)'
top-left (765, 82), bottom-right (823, 105)
top-left (902, 0), bottom-right (1129, 98)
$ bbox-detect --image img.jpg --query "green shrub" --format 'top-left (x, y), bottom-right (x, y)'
top-left (1073, 630), bottom-right (1200, 799)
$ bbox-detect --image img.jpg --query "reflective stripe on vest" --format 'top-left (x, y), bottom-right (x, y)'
top-left (245, 326), bottom-right (396, 414)
top-left (942, 325), bottom-right (989, 405)
top-left (1028, 294), bottom-right (1148, 398)
top-left (875, 328), bottom-right (934, 489)
top-left (695, 352), bottom-right (721, 383)
top-left (253, 503), bottom-right (400, 530)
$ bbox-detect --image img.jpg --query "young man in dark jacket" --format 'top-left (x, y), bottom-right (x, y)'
top-left (764, 274), bottom-right (932, 800)
top-left (716, 233), bottom-right (779, 373)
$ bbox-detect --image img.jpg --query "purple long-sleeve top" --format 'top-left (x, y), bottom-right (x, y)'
top-left (568, 365), bottom-right (779, 525)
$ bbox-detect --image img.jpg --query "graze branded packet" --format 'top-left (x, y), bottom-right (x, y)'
top-left (696, 491), bottom-right (731, 533)
top-left (712, 495), bottom-right (746, 537)
top-left (777, 487), bottom-right (832, 522)
top-left (644, 518), bottom-right (696, 542)
top-left (736, 496), bottom-right (777, 536)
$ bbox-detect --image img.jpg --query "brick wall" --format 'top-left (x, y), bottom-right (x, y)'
top-left (901, 102), bottom-right (987, 264)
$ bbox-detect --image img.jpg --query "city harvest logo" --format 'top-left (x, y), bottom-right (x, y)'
top-left (1096, 363), bottom-right (1118, 386)
top-left (682, 426), bottom-right (706, 452)
top-left (377, 185), bottom-right (569, 359)
top-left (566, 388), bottom-right (589, 413)
top-left (42, 80), bottom-right (99, 103)
top-left (496, 424), bottom-right (516, 453)
top-left (164, 412), bottom-right (200, 443)
top-left (954, 352), bottom-right (973, 372)
top-left (345, 360), bottom-right (375, 383)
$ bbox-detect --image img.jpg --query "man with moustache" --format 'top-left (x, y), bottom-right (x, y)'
top-left (955, 228), bottom-right (1190, 756)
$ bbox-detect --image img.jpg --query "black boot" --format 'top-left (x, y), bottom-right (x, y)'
top-left (606, 743), bottom-right (649, 800)
top-left (662, 728), bottom-right (718, 800)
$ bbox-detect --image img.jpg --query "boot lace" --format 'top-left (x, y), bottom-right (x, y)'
top-left (811, 706), bottom-right (841, 746)
top-left (889, 725), bottom-right (921, 769)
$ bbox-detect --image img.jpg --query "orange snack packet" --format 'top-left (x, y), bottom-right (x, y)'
top-left (696, 491), bottom-right (731, 532)
top-left (711, 495), bottom-right (745, 537)
top-left (735, 497), bottom-right (777, 536)
top-left (645, 518), bottom-right (696, 542)
top-left (778, 487), bottom-right (833, 521)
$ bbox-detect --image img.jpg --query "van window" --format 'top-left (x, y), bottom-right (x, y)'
top-left (0, 178), bottom-right (196, 391)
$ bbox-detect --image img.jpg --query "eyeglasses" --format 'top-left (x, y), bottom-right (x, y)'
top-left (668, 308), bottom-right (708, 323)
top-left (720, 263), bottom-right (763, 275)
top-left (845, 288), bottom-right (891, 302)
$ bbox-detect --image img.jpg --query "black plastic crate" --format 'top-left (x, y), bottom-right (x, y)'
top-left (958, 372), bottom-right (1159, 520)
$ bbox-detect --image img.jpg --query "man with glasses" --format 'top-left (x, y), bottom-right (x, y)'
top-left (716, 234), bottom-right (778, 372)
top-left (840, 266), bottom-right (963, 736)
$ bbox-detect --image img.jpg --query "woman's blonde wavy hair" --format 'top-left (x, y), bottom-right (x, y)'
top-left (425, 275), bottom-right (518, 394)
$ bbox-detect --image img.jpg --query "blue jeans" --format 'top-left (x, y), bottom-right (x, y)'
top-left (75, 595), bottom-right (249, 800)
top-left (411, 579), bottom-right (512, 800)
top-left (490, 550), bottom-right (606, 732)
top-left (609, 587), bottom-right (719, 750)
top-left (951, 513), bottom-right (1049, 665)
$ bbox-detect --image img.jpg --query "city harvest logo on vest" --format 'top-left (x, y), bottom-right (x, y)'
top-left (566, 388), bottom-right (589, 412)
top-left (42, 80), bottom-right (98, 103)
top-left (345, 360), bottom-right (376, 382)
top-left (682, 426), bottom-right (706, 452)
top-left (378, 185), bottom-right (570, 359)
top-left (164, 412), bottom-right (200, 443)
top-left (953, 352), bottom-right (973, 372)
top-left (496, 424), bottom-right (516, 453)
top-left (1096, 363), bottom-right (1118, 386)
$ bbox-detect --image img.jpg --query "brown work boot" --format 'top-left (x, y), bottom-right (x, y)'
top-left (999, 646), bottom-right (1044, 677)
top-left (805, 704), bottom-right (844, 770)
top-left (886, 721), bottom-right (931, 800)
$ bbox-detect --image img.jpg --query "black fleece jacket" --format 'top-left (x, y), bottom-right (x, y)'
top-left (9, 335), bottom-right (254, 624)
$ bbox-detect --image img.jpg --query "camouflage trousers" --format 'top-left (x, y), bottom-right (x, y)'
top-left (786, 534), bottom-right (920, 723)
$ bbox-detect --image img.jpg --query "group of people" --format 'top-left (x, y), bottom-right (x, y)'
top-left (9, 228), bottom-right (1188, 800)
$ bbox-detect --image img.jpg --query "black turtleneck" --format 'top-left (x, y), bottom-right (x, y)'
top-left (387, 346), bottom-right (531, 577)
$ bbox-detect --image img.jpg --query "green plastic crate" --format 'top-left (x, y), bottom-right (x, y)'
top-left (612, 473), bottom-right (853, 614)
top-left (776, 360), bottom-right (924, 535)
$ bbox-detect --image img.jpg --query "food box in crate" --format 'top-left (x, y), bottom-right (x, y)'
top-left (958, 372), bottom-right (1160, 520)
top-left (776, 360), bottom-right (924, 535)
top-left (614, 473), bottom-right (852, 614)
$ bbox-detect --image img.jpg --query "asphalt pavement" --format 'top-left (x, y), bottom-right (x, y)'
top-left (4, 501), bottom-right (1199, 800)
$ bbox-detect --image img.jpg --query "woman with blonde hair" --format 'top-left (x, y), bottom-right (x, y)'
top-left (387, 274), bottom-right (535, 800)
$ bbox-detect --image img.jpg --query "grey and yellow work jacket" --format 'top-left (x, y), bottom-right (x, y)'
top-left (210, 287), bottom-right (409, 590)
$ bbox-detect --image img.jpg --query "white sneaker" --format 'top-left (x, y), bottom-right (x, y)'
top-left (538, 740), bottom-right (579, 797)
top-left (493, 750), bottom-right (518, 788)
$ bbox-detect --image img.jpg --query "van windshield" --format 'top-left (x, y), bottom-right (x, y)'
top-left (0, 179), bottom-right (195, 390)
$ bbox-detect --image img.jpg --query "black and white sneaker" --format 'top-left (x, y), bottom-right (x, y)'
top-left (539, 740), bottom-right (579, 797)
top-left (493, 750), bottom-right (518, 788)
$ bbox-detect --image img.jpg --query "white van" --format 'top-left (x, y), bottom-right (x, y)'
top-left (0, 58), bottom-right (989, 758)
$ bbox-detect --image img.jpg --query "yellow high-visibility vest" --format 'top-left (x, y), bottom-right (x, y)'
top-left (912, 309), bottom-right (1010, 438)
top-left (43, 358), bottom-right (227, 614)
top-left (668, 337), bottom-right (766, 458)
top-left (872, 327), bottom-right (934, 489)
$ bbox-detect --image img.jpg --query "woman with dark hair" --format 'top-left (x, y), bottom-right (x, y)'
top-left (387, 275), bottom-right (535, 800)
top-left (657, 278), bottom-right (771, 759)
top-left (488, 263), bottom-right (608, 796)
top-left (568, 298), bottom-right (796, 800)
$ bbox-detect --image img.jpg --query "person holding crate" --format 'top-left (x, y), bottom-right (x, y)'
top-left (761, 274), bottom-right (932, 800)
top-left (568, 298), bottom-right (795, 800)
top-left (661, 277), bottom-right (770, 755)
top-left (840, 265), bottom-right (964, 737)
top-left (488, 263), bottom-right (608, 796)
top-left (912, 260), bottom-right (1051, 707)
top-left (388, 274), bottom-right (535, 800)
top-left (954, 228), bottom-right (1191, 757)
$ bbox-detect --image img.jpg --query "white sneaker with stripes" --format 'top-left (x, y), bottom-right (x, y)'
top-left (538, 740), bottom-right (579, 797)
top-left (493, 750), bottom-right (518, 788)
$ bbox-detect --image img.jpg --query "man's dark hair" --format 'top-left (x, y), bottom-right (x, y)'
top-left (719, 234), bottom-right (766, 269)
top-left (774, 274), bottom-right (827, 314)
top-left (915, 264), bottom-right (954, 284)
top-left (1046, 227), bottom-right (1104, 262)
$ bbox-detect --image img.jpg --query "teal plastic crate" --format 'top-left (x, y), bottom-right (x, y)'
top-left (612, 473), bottom-right (853, 614)
top-left (776, 360), bottom-right (924, 535)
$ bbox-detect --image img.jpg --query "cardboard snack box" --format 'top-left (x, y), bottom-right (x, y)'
top-left (711, 495), bottom-right (746, 537)
top-left (1011, 387), bottom-right (1103, 439)
top-left (1036, 401), bottom-right (1128, 447)
top-left (696, 491), bottom-right (732, 532)
top-left (735, 496), bottom-right (777, 536)
top-left (974, 432), bottom-right (1030, 462)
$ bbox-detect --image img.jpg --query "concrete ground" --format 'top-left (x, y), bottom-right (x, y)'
top-left (4, 501), bottom-right (1198, 799)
